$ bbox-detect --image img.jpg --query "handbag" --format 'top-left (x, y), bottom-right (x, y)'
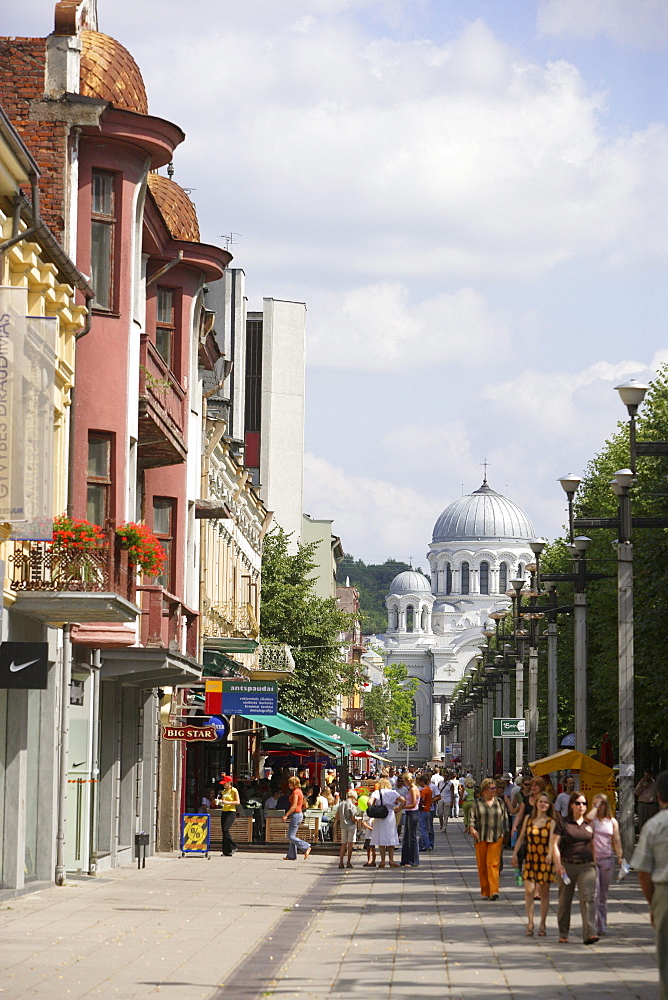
top-left (367, 791), bottom-right (389, 819)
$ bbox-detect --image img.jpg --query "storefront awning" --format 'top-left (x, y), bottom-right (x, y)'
top-left (100, 647), bottom-right (202, 686)
top-left (240, 710), bottom-right (344, 760)
top-left (305, 717), bottom-right (373, 750)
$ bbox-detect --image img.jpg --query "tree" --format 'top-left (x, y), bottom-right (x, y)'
top-left (260, 527), bottom-right (358, 718)
top-left (363, 662), bottom-right (419, 747)
top-left (541, 365), bottom-right (668, 770)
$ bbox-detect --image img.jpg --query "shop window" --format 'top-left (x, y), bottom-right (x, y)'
top-left (91, 170), bottom-right (115, 310)
top-left (461, 562), bottom-right (470, 595)
top-left (153, 497), bottom-right (175, 590)
top-left (499, 562), bottom-right (508, 593)
top-left (155, 286), bottom-right (175, 369)
top-left (480, 561), bottom-right (489, 595)
top-left (87, 433), bottom-right (112, 526)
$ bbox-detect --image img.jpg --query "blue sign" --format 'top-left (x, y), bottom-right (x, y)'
top-left (206, 716), bottom-right (230, 741)
top-left (222, 680), bottom-right (278, 715)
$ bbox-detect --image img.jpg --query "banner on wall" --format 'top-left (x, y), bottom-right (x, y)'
top-left (0, 289), bottom-right (56, 539)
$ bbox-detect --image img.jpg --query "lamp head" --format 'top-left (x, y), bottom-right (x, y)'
top-left (510, 578), bottom-right (525, 594)
top-left (615, 380), bottom-right (649, 416)
top-left (529, 537), bottom-right (548, 556)
top-left (558, 474), bottom-right (582, 499)
top-left (613, 468), bottom-right (635, 490)
top-left (573, 535), bottom-right (592, 554)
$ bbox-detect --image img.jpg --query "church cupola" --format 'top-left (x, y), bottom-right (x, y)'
top-left (385, 570), bottom-right (434, 635)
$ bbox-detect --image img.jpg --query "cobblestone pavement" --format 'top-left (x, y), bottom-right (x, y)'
top-left (0, 818), bottom-right (659, 1000)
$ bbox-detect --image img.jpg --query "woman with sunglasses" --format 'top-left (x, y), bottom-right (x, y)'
top-left (550, 792), bottom-right (598, 944)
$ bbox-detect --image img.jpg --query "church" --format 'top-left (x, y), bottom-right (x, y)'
top-left (373, 479), bottom-right (538, 765)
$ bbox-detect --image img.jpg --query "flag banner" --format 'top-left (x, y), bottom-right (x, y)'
top-left (0, 290), bottom-right (56, 539)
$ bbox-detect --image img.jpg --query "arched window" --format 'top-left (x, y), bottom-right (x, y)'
top-left (517, 562), bottom-right (524, 578)
top-left (461, 562), bottom-right (470, 595)
top-left (389, 605), bottom-right (398, 630)
top-left (446, 563), bottom-right (452, 595)
top-left (421, 606), bottom-right (428, 631)
top-left (406, 605), bottom-right (414, 632)
top-left (479, 561), bottom-right (489, 595)
top-left (499, 562), bottom-right (508, 593)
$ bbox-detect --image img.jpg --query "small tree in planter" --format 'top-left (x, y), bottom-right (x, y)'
top-left (116, 522), bottom-right (165, 577)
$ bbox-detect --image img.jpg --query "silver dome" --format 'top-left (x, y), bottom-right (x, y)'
top-left (432, 482), bottom-right (535, 543)
top-left (389, 570), bottom-right (432, 594)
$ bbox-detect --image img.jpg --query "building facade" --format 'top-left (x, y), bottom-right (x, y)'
top-left (375, 480), bottom-right (537, 766)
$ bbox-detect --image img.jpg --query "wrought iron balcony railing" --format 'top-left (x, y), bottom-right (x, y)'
top-left (201, 602), bottom-right (259, 639)
top-left (10, 524), bottom-right (135, 603)
top-left (256, 642), bottom-right (295, 674)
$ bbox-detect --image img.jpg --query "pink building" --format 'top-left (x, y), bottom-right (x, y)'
top-left (1, 1), bottom-right (230, 879)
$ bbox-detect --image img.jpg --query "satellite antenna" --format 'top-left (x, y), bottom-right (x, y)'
top-left (220, 233), bottom-right (242, 250)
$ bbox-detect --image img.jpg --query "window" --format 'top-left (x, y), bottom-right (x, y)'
top-left (517, 562), bottom-right (524, 579)
top-left (406, 605), bottom-right (414, 632)
top-left (155, 286), bottom-right (175, 368)
top-left (87, 434), bottom-right (111, 525)
top-left (91, 171), bottom-right (115, 310)
top-left (421, 607), bottom-right (428, 630)
top-left (480, 561), bottom-right (489, 595)
top-left (461, 562), bottom-right (470, 595)
top-left (446, 563), bottom-right (452, 595)
top-left (153, 498), bottom-right (175, 589)
top-left (499, 562), bottom-right (508, 593)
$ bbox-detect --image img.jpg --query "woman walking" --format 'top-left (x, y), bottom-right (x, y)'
top-left (400, 772), bottom-right (421, 867)
top-left (461, 777), bottom-right (476, 830)
top-left (512, 792), bottom-right (557, 935)
top-left (587, 794), bottom-right (623, 935)
top-left (468, 777), bottom-right (510, 900)
top-left (282, 775), bottom-right (312, 861)
top-left (219, 775), bottom-right (240, 857)
top-left (551, 792), bottom-right (598, 944)
top-left (368, 777), bottom-right (404, 867)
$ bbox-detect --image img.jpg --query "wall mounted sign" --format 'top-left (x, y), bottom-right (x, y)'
top-left (0, 641), bottom-right (49, 689)
top-left (222, 680), bottom-right (278, 715)
top-left (162, 725), bottom-right (218, 742)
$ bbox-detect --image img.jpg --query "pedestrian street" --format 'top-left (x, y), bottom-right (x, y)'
top-left (0, 817), bottom-right (659, 1000)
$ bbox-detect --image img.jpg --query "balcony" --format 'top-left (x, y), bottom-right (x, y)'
top-left (201, 602), bottom-right (259, 641)
top-left (249, 642), bottom-right (295, 680)
top-left (9, 525), bottom-right (139, 624)
top-left (138, 584), bottom-right (198, 659)
top-left (138, 335), bottom-right (187, 468)
top-left (343, 707), bottom-right (366, 729)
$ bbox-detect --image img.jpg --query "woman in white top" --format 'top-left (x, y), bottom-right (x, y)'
top-left (587, 793), bottom-right (623, 935)
top-left (368, 778), bottom-right (405, 867)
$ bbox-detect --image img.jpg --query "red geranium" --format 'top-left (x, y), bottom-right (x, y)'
top-left (116, 522), bottom-right (165, 575)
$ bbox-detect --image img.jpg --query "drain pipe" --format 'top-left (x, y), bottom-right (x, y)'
top-left (88, 648), bottom-right (101, 875)
top-left (55, 623), bottom-right (72, 885)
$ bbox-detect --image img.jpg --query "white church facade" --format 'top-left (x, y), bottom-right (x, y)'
top-left (374, 479), bottom-right (538, 765)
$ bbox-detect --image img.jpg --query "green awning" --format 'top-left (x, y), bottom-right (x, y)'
top-left (240, 710), bottom-right (344, 760)
top-left (306, 717), bottom-right (373, 750)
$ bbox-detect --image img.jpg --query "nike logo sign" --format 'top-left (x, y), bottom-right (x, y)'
top-left (9, 658), bottom-right (40, 672)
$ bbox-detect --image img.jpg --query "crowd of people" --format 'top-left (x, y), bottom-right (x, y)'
top-left (204, 763), bottom-right (667, 993)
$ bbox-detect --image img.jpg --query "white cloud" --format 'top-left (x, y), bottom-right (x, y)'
top-left (537, 0), bottom-right (668, 50)
top-left (307, 283), bottom-right (510, 370)
top-left (82, 4), bottom-right (668, 284)
top-left (303, 452), bottom-right (436, 563)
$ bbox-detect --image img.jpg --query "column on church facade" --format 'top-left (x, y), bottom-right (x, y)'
top-left (398, 608), bottom-right (406, 631)
top-left (452, 568), bottom-right (459, 593)
top-left (431, 697), bottom-right (442, 759)
top-left (471, 568), bottom-right (479, 594)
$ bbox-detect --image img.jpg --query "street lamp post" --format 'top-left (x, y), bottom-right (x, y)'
top-left (545, 583), bottom-right (559, 757)
top-left (571, 535), bottom-right (591, 755)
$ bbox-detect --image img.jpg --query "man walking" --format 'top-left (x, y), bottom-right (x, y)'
top-left (631, 770), bottom-right (668, 999)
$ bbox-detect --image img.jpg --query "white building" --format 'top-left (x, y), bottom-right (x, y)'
top-left (374, 479), bottom-right (537, 765)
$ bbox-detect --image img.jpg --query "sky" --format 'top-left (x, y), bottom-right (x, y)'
top-left (3, 0), bottom-right (667, 564)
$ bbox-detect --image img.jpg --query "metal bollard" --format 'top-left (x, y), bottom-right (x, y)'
top-left (135, 831), bottom-right (149, 869)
